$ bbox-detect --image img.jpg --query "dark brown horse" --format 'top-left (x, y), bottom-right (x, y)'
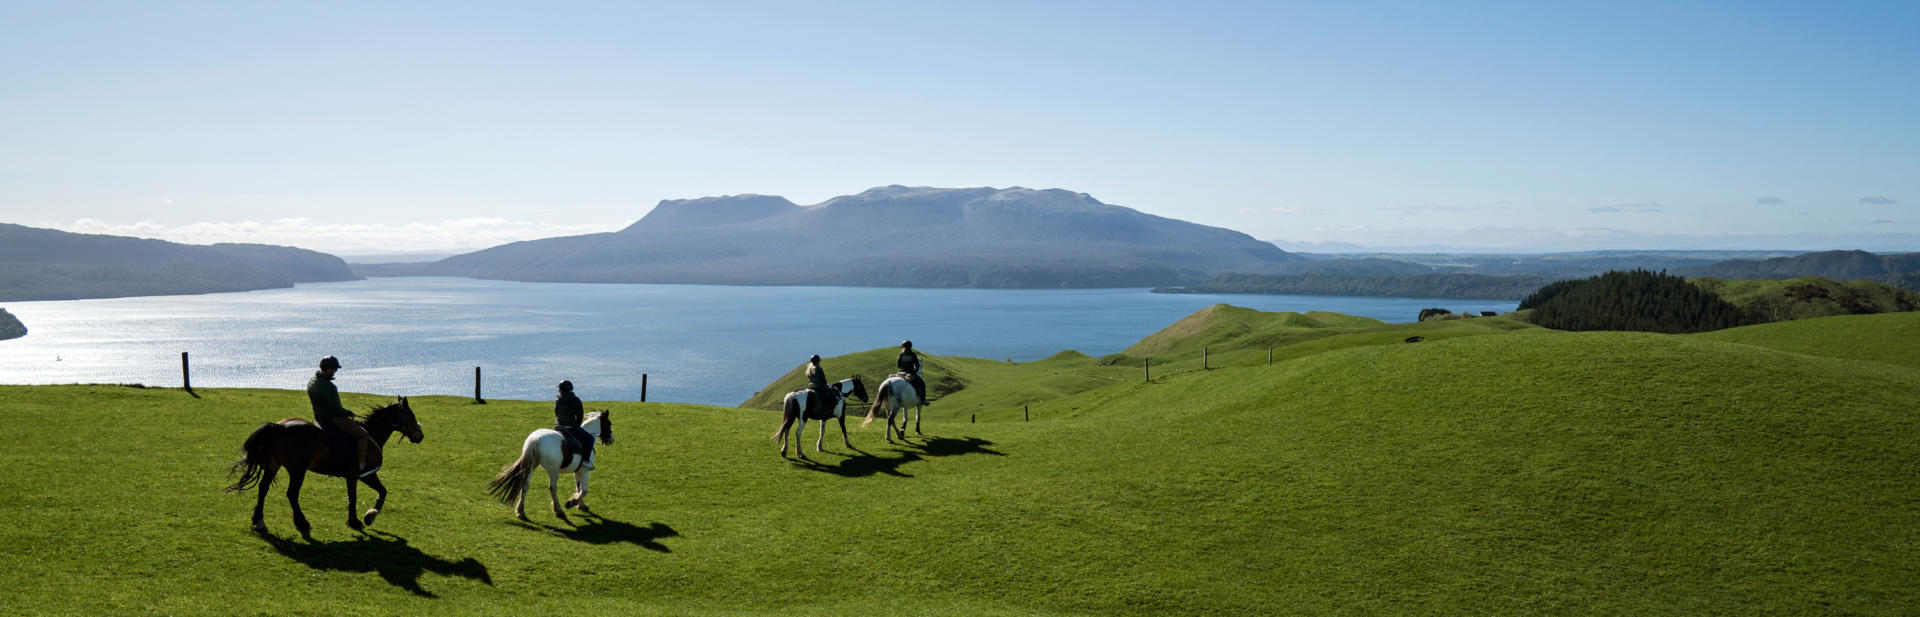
top-left (227, 397), bottom-right (424, 539)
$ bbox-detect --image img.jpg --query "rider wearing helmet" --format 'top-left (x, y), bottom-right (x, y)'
top-left (306, 355), bottom-right (379, 477)
top-left (554, 380), bottom-right (594, 470)
top-left (898, 340), bottom-right (928, 404)
top-left (806, 354), bottom-right (838, 411)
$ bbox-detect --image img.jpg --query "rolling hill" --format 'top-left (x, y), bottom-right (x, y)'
top-left (1, 308), bottom-right (1915, 615)
top-left (390, 186), bottom-right (1306, 288)
top-left (0, 223), bottom-right (358, 301)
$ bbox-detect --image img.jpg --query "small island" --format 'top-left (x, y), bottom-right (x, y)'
top-left (0, 308), bottom-right (24, 341)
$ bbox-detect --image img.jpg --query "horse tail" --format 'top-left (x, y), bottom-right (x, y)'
top-left (773, 396), bottom-right (797, 441)
top-left (862, 382), bottom-right (891, 426)
top-left (225, 422), bottom-right (279, 493)
top-left (486, 439), bottom-right (537, 506)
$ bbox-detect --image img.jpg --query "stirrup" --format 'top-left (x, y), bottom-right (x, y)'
top-left (358, 465), bottom-right (380, 478)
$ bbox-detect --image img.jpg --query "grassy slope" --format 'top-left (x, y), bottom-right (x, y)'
top-left (1693, 276), bottom-right (1920, 322)
top-left (3, 312), bottom-right (1917, 615)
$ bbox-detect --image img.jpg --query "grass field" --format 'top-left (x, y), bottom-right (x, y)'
top-left (2, 307), bottom-right (1916, 615)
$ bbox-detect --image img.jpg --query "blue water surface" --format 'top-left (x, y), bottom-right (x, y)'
top-left (0, 278), bottom-right (1515, 405)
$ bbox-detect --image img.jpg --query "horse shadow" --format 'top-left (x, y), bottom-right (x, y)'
top-left (789, 446), bottom-right (922, 478)
top-left (515, 514), bottom-right (678, 553)
top-left (260, 530), bottom-right (492, 598)
top-left (912, 436), bottom-right (1006, 458)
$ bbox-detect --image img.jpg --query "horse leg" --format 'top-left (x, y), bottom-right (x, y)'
top-left (914, 403), bottom-right (924, 435)
top-left (796, 417), bottom-right (811, 459)
top-left (286, 468), bottom-right (312, 540)
top-left (776, 415), bottom-right (794, 457)
top-left (344, 476), bottom-right (364, 531)
top-left (815, 416), bottom-right (827, 452)
top-left (249, 463), bottom-right (279, 534)
top-left (566, 470), bottom-right (591, 513)
top-left (838, 415), bottom-right (851, 449)
top-left (547, 466), bottom-right (570, 524)
top-left (360, 473), bottom-right (388, 527)
top-left (512, 464), bottom-right (532, 521)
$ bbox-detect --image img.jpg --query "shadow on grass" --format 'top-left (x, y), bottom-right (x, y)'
top-left (913, 436), bottom-right (1006, 458)
top-left (513, 513), bottom-right (679, 553)
top-left (788, 446), bottom-right (922, 478)
top-left (261, 530), bottom-right (492, 598)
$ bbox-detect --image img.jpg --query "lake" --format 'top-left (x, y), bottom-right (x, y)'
top-left (0, 278), bottom-right (1516, 406)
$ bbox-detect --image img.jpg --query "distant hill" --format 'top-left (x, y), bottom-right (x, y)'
top-left (1692, 276), bottom-right (1920, 322)
top-left (0, 223), bottom-right (357, 301)
top-left (0, 308), bottom-right (23, 340)
top-left (1157, 272), bottom-right (1556, 300)
top-left (387, 186), bottom-right (1306, 288)
top-left (1680, 250), bottom-right (1920, 289)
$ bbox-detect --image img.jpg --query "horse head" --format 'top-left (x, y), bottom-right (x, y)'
top-left (369, 396), bottom-right (425, 444)
top-left (590, 409), bottom-right (615, 446)
top-left (844, 375), bottom-right (869, 404)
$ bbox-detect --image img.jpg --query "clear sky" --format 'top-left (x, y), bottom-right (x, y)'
top-left (3, 2), bottom-right (1916, 254)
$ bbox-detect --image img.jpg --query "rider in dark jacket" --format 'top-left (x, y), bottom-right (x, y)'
top-left (898, 340), bottom-right (928, 404)
top-left (307, 355), bottom-right (379, 476)
top-left (806, 354), bottom-right (838, 411)
top-left (554, 380), bottom-right (594, 470)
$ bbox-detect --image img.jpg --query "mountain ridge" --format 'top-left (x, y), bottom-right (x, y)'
top-left (404, 186), bottom-right (1306, 288)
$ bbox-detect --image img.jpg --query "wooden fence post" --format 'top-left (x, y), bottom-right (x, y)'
top-left (1268, 347), bottom-right (1273, 364)
top-left (1204, 346), bottom-right (1209, 370)
top-left (1024, 404), bottom-right (1029, 422)
top-left (641, 374), bottom-right (648, 402)
top-left (474, 366), bottom-right (486, 404)
top-left (181, 352), bottom-right (193, 395)
top-left (1145, 358), bottom-right (1150, 383)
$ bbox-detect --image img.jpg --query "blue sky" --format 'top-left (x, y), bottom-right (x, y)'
top-left (2, 2), bottom-right (1915, 254)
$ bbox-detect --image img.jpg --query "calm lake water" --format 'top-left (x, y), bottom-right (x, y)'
top-left (0, 278), bottom-right (1515, 406)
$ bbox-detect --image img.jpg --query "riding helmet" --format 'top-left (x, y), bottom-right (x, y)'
top-left (809, 354), bottom-right (821, 363)
top-left (319, 355), bottom-right (341, 370)
top-left (558, 380), bottom-right (573, 392)
top-left (902, 340), bottom-right (913, 349)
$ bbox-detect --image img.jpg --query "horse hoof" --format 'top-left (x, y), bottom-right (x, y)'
top-left (515, 513), bottom-right (529, 522)
top-left (251, 521), bottom-right (269, 535)
top-left (363, 509), bottom-right (380, 526)
top-left (347, 518), bottom-right (364, 531)
top-left (565, 498), bottom-right (580, 509)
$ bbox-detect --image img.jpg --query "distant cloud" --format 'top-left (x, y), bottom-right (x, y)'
top-left (1874, 219), bottom-right (1896, 225)
top-left (52, 217), bottom-right (622, 254)
top-left (1381, 204), bottom-right (1472, 215)
top-left (1754, 196), bottom-right (1785, 205)
top-left (1860, 196), bottom-right (1897, 205)
top-left (1237, 204), bottom-right (1328, 216)
top-left (1590, 202), bottom-right (1664, 214)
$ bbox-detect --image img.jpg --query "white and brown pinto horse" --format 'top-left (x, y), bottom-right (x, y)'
top-left (772, 376), bottom-right (868, 458)
top-left (863, 373), bottom-right (925, 443)
top-left (487, 410), bottom-right (614, 523)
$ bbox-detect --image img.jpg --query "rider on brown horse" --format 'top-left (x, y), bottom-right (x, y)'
top-left (307, 355), bottom-right (379, 477)
top-left (553, 380), bottom-right (595, 471)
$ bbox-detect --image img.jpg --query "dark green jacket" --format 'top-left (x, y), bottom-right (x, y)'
top-left (306, 371), bottom-right (354, 420)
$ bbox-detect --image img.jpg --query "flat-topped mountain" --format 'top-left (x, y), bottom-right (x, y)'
top-left (0, 223), bottom-right (357, 301)
top-left (412, 186), bottom-right (1305, 288)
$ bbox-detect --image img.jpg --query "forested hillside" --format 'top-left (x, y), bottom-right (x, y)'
top-left (0, 308), bottom-right (23, 340)
top-left (1680, 249), bottom-right (1920, 290)
top-left (0, 223), bottom-right (357, 301)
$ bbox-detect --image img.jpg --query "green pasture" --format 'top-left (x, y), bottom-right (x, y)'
top-left (2, 307), bottom-right (1917, 615)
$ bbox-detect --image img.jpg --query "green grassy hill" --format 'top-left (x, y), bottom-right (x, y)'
top-left (3, 310), bottom-right (1917, 615)
top-left (1693, 275), bottom-right (1920, 322)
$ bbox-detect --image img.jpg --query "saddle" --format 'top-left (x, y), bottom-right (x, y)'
top-left (557, 425), bottom-right (596, 470)
top-left (895, 372), bottom-right (928, 403)
top-left (802, 388), bottom-right (841, 420)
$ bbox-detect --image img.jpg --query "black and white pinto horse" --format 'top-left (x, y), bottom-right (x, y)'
top-left (486, 410), bottom-right (614, 523)
top-left (862, 373), bottom-right (925, 443)
top-left (772, 376), bottom-right (868, 458)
